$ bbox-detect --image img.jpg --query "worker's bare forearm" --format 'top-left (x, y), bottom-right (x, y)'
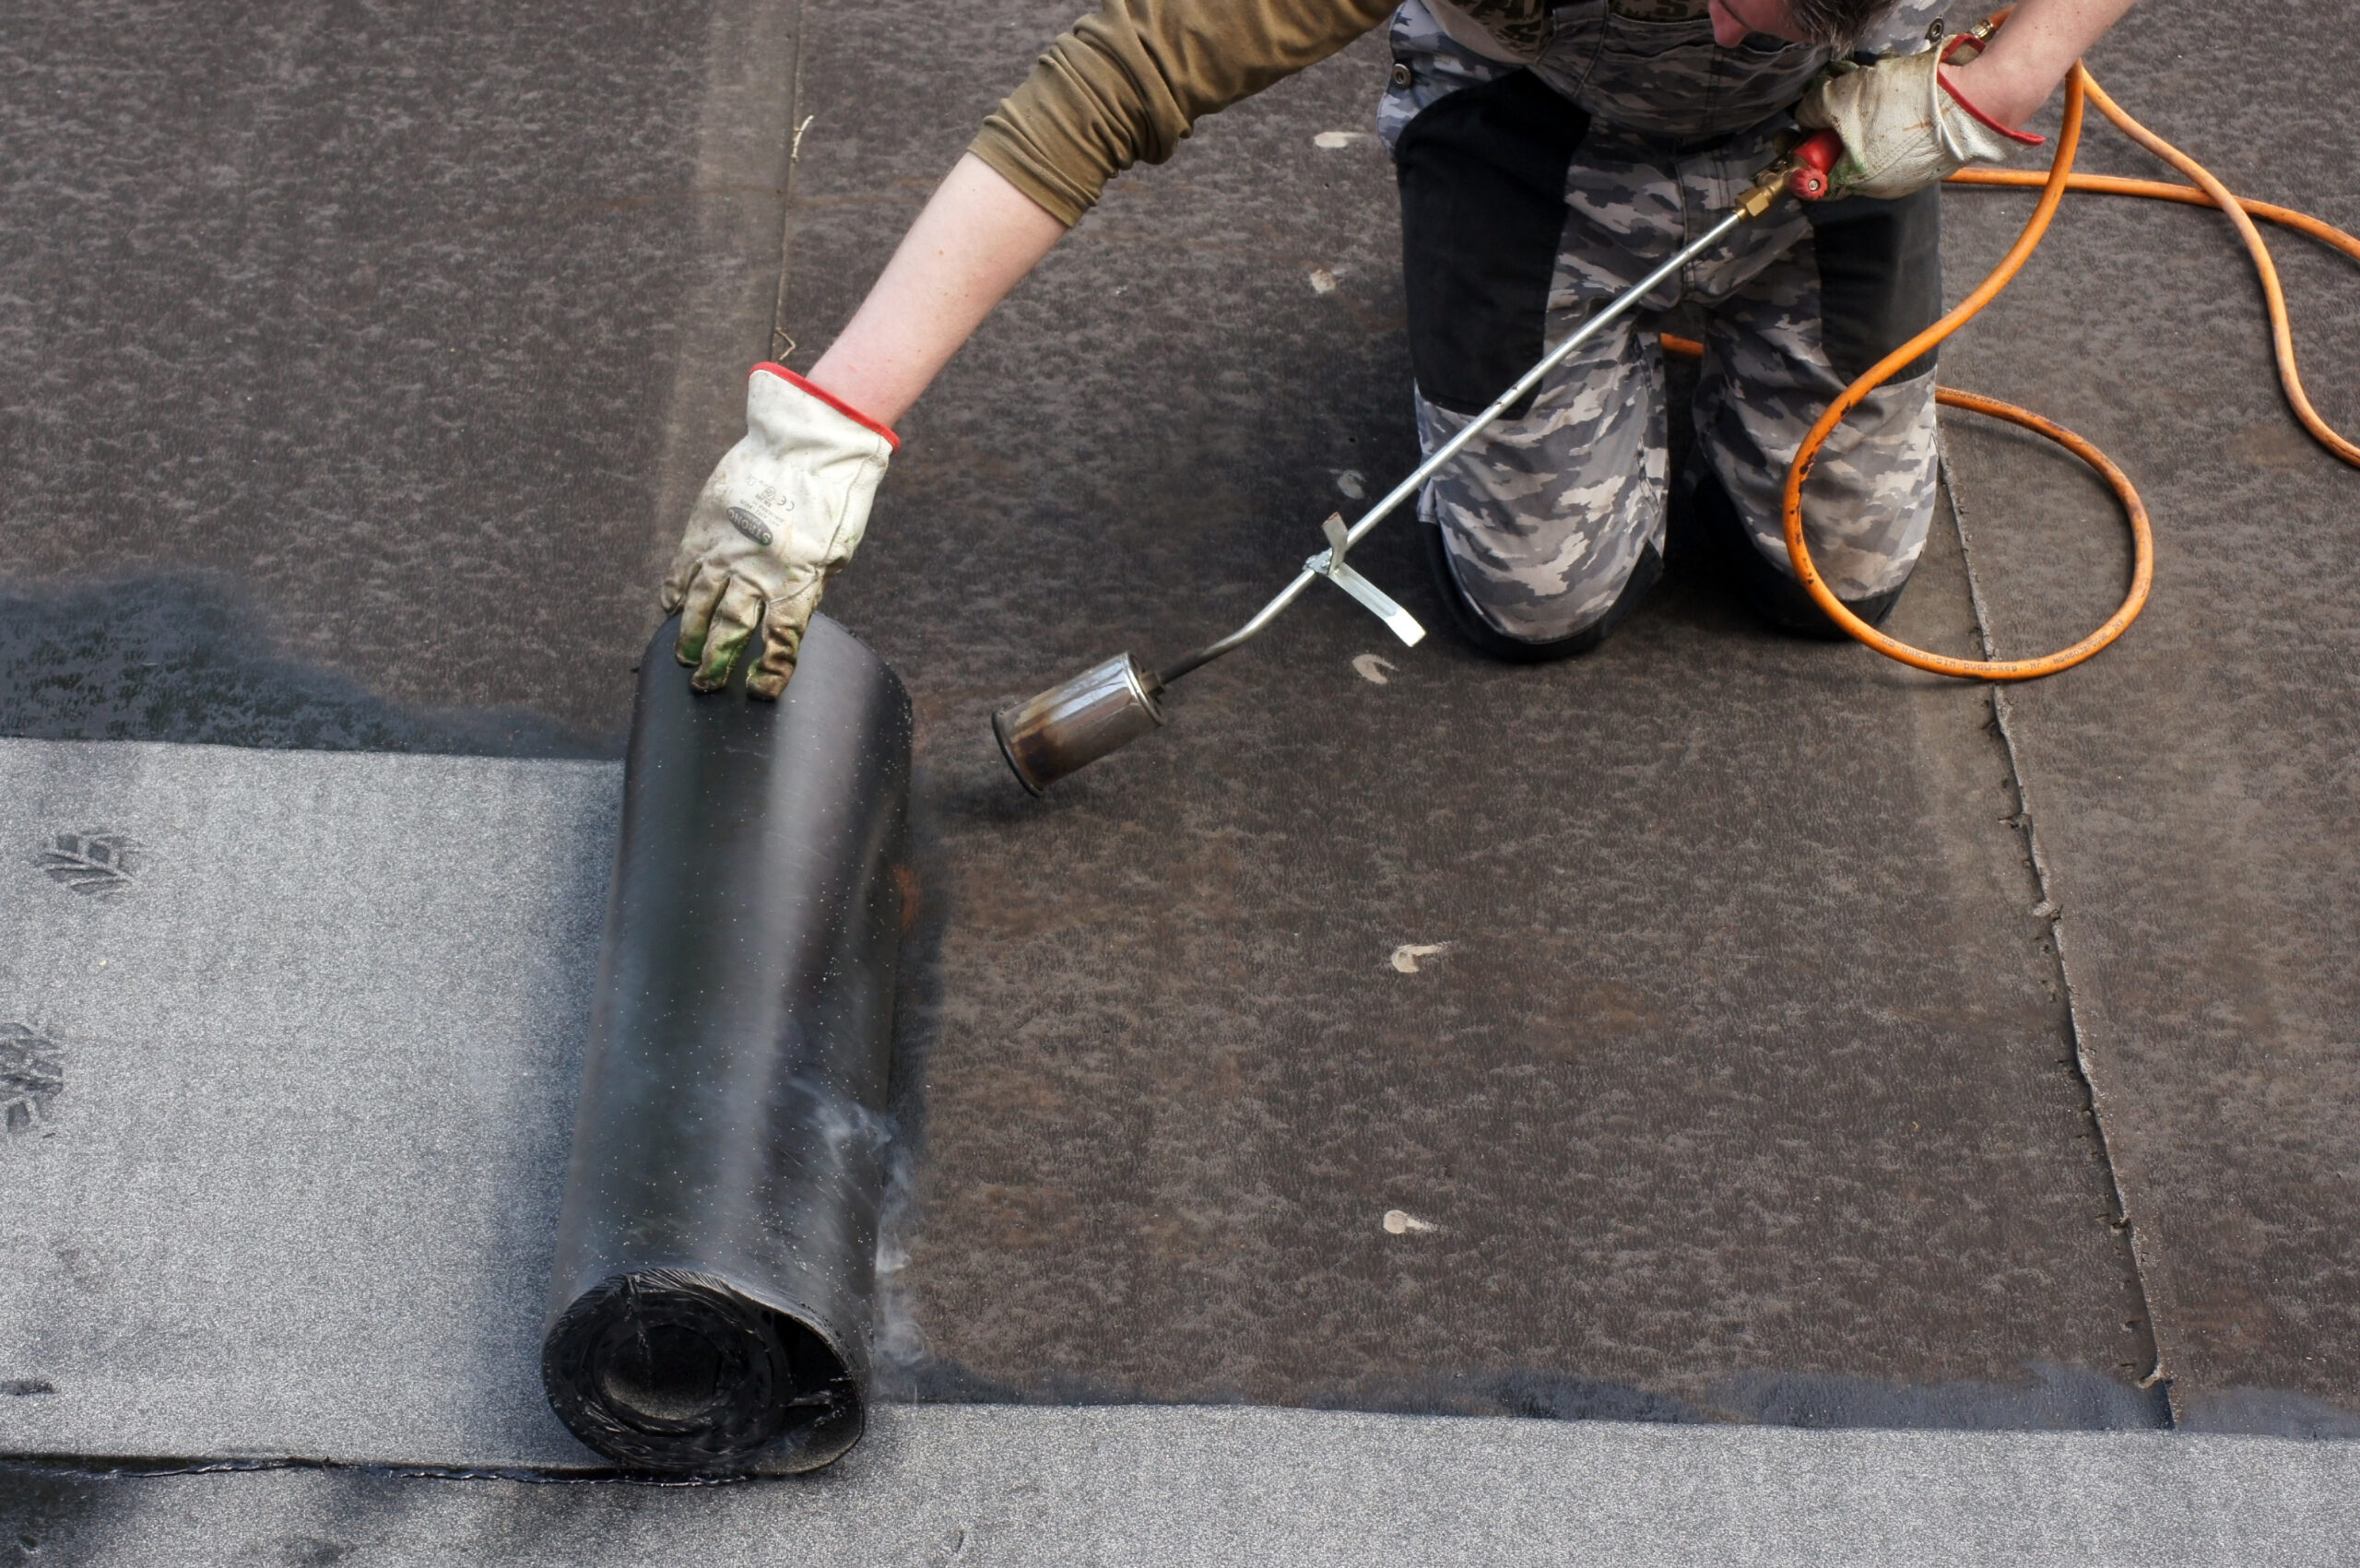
top-left (805, 154), bottom-right (1067, 428)
top-left (1945, 0), bottom-right (2139, 129)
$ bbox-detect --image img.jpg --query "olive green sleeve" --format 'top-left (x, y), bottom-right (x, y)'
top-left (969, 0), bottom-right (1401, 227)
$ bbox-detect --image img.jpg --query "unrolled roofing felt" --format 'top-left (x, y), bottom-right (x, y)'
top-left (0, 737), bottom-right (617, 1469)
top-left (6, 1409), bottom-right (2360, 1568)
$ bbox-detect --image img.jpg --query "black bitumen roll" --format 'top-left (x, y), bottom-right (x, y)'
top-left (543, 613), bottom-right (912, 1473)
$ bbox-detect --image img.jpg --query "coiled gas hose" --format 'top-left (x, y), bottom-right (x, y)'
top-left (1666, 62), bottom-right (2358, 679)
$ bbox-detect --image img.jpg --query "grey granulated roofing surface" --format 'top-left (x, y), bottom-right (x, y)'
top-left (8, 1409), bottom-right (2360, 1568)
top-left (1, 0), bottom-right (2356, 1555)
top-left (0, 741), bottom-right (615, 1470)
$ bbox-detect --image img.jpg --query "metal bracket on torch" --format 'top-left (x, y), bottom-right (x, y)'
top-left (1308, 512), bottom-right (1425, 648)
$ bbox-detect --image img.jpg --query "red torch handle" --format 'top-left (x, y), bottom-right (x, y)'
top-left (1787, 129), bottom-right (1846, 201)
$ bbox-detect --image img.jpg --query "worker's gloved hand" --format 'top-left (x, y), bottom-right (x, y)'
top-left (660, 364), bottom-right (898, 698)
top-left (1796, 36), bottom-right (2044, 201)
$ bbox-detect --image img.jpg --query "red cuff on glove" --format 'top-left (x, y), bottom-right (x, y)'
top-left (1937, 34), bottom-right (2047, 147)
top-left (750, 362), bottom-right (901, 450)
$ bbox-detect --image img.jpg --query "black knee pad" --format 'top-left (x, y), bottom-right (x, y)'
top-left (1688, 467), bottom-right (1907, 640)
top-left (1805, 183), bottom-right (1944, 383)
top-left (1423, 521), bottom-right (1662, 663)
top-left (1394, 71), bottom-right (1590, 419)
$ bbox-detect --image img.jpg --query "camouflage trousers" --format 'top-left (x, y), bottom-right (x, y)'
top-left (1383, 6), bottom-right (1943, 645)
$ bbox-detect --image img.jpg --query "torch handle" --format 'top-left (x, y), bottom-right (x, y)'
top-left (1787, 129), bottom-right (1846, 200)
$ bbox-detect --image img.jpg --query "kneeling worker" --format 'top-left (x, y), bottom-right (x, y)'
top-left (662, 0), bottom-right (2136, 696)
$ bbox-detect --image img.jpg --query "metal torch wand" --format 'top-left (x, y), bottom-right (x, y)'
top-left (993, 131), bottom-right (1846, 795)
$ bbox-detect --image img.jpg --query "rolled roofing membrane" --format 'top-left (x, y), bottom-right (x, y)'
top-left (543, 614), bottom-right (912, 1473)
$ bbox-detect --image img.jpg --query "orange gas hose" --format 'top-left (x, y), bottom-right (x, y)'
top-left (1665, 61), bottom-right (2358, 679)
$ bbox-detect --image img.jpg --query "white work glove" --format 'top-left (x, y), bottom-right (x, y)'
top-left (1796, 37), bottom-right (2044, 202)
top-left (660, 364), bottom-right (897, 697)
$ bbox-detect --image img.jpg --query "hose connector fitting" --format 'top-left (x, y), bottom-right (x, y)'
top-left (1739, 128), bottom-right (1847, 218)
